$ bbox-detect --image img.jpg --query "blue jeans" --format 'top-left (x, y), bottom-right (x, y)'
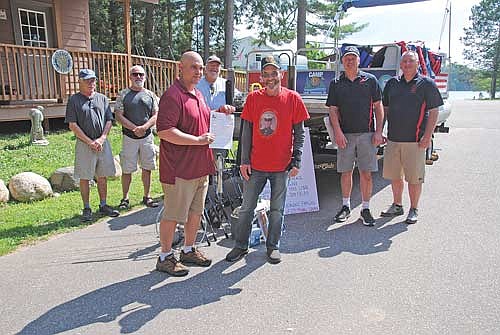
top-left (233, 170), bottom-right (289, 250)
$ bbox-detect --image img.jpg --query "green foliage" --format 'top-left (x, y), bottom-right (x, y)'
top-left (461, 0), bottom-right (500, 98)
top-left (0, 126), bottom-right (163, 256)
top-left (239, 0), bottom-right (366, 46)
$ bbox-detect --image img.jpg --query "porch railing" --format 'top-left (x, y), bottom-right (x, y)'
top-left (1, 43), bottom-right (247, 104)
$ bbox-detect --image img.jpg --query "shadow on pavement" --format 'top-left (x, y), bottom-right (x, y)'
top-left (18, 256), bottom-right (266, 335)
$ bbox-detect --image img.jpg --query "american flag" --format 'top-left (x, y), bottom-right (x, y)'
top-left (435, 73), bottom-right (448, 96)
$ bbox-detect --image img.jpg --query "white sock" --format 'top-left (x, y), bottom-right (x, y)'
top-left (362, 201), bottom-right (370, 210)
top-left (160, 251), bottom-right (173, 261)
top-left (183, 245), bottom-right (194, 254)
top-left (342, 198), bottom-right (350, 208)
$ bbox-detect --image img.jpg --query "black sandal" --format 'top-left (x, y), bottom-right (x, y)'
top-left (118, 198), bottom-right (130, 210)
top-left (143, 196), bottom-right (159, 208)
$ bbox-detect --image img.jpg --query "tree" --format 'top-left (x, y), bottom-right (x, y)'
top-left (461, 0), bottom-right (500, 99)
top-left (240, 0), bottom-right (366, 49)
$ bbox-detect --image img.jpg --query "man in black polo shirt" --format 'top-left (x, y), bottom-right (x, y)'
top-left (326, 46), bottom-right (384, 226)
top-left (381, 50), bottom-right (443, 224)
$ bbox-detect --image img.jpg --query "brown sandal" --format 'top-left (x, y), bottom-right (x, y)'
top-left (143, 196), bottom-right (159, 208)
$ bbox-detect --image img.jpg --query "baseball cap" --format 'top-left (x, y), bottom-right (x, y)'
top-left (342, 46), bottom-right (360, 58)
top-left (79, 69), bottom-right (96, 80)
top-left (206, 55), bottom-right (222, 65)
top-left (261, 55), bottom-right (280, 69)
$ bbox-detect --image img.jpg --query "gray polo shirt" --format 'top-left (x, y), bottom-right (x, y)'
top-left (65, 92), bottom-right (113, 140)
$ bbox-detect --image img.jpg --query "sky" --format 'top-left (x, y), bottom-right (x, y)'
top-left (235, 0), bottom-right (480, 65)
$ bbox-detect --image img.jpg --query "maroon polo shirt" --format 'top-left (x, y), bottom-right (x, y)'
top-left (157, 79), bottom-right (215, 184)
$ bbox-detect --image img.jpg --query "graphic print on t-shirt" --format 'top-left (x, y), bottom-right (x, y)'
top-left (259, 111), bottom-right (276, 137)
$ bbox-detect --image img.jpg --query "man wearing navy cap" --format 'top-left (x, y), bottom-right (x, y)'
top-left (65, 68), bottom-right (120, 222)
top-left (326, 45), bottom-right (384, 226)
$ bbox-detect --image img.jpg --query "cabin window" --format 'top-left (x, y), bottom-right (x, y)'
top-left (18, 8), bottom-right (48, 47)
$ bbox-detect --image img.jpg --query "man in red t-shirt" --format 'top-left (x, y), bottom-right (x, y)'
top-left (155, 51), bottom-right (233, 276)
top-left (226, 55), bottom-right (310, 264)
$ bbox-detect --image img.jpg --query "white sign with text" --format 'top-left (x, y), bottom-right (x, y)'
top-left (261, 128), bottom-right (319, 215)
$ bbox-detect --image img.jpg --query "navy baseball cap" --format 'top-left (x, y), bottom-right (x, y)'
top-left (342, 46), bottom-right (360, 58)
top-left (79, 69), bottom-right (96, 80)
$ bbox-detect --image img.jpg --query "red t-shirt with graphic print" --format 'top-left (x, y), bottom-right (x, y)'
top-left (241, 87), bottom-right (309, 172)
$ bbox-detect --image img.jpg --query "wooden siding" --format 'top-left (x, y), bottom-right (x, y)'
top-left (59, 0), bottom-right (90, 51)
top-left (0, 0), bottom-right (14, 44)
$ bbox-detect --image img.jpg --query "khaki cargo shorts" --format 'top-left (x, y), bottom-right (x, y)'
top-left (119, 133), bottom-right (156, 174)
top-left (161, 176), bottom-right (209, 223)
top-left (74, 139), bottom-right (116, 180)
top-left (383, 140), bottom-right (425, 184)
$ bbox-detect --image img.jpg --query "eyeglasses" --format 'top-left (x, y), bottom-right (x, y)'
top-left (261, 71), bottom-right (279, 79)
top-left (210, 84), bottom-right (215, 95)
top-left (131, 73), bottom-right (145, 77)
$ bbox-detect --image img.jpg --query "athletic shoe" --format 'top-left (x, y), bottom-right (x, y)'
top-left (380, 203), bottom-right (404, 217)
top-left (406, 208), bottom-right (418, 224)
top-left (99, 204), bottom-right (120, 217)
top-left (81, 208), bottom-right (92, 222)
top-left (360, 208), bottom-right (375, 226)
top-left (225, 248), bottom-right (249, 262)
top-left (334, 205), bottom-right (351, 222)
top-left (266, 248), bottom-right (281, 264)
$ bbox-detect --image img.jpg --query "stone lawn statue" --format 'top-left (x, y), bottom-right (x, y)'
top-left (29, 106), bottom-right (49, 146)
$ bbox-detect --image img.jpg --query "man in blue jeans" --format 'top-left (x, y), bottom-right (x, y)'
top-left (225, 55), bottom-right (309, 264)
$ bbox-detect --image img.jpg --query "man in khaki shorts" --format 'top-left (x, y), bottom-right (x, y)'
top-left (326, 46), bottom-right (384, 226)
top-left (156, 51), bottom-right (233, 276)
top-left (115, 65), bottom-right (159, 210)
top-left (381, 50), bottom-right (443, 224)
top-left (65, 69), bottom-right (120, 222)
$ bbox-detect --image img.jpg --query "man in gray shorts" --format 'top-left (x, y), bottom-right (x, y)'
top-left (326, 46), bottom-right (384, 226)
top-left (65, 69), bottom-right (119, 222)
top-left (115, 65), bottom-right (159, 210)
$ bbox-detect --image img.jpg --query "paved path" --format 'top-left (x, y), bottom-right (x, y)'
top-left (1, 100), bottom-right (500, 335)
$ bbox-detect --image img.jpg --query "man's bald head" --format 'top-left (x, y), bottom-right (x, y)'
top-left (179, 51), bottom-right (204, 89)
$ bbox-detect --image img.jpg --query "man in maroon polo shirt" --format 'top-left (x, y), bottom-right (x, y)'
top-left (156, 51), bottom-right (233, 276)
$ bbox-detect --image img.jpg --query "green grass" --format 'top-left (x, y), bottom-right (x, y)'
top-left (0, 125), bottom-right (163, 256)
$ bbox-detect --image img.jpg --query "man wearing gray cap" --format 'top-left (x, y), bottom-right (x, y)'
top-left (326, 45), bottom-right (384, 226)
top-left (65, 69), bottom-right (119, 222)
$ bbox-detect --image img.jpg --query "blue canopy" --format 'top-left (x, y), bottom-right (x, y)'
top-left (342, 0), bottom-right (430, 11)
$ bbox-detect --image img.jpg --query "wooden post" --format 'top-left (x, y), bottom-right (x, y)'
top-left (124, 0), bottom-right (132, 77)
top-left (52, 0), bottom-right (66, 102)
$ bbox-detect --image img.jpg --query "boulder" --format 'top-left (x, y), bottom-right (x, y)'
top-left (50, 167), bottom-right (79, 192)
top-left (8, 172), bottom-right (53, 202)
top-left (0, 179), bottom-right (9, 203)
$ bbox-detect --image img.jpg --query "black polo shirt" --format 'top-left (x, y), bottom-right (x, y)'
top-left (326, 70), bottom-right (382, 133)
top-left (382, 74), bottom-right (443, 142)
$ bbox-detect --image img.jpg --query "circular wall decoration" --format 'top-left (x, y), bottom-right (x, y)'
top-left (51, 49), bottom-right (73, 74)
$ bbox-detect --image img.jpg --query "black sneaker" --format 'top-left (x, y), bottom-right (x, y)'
top-left (334, 205), bottom-right (351, 223)
top-left (81, 208), bottom-right (92, 222)
top-left (99, 204), bottom-right (120, 217)
top-left (225, 247), bottom-right (248, 262)
top-left (360, 208), bottom-right (375, 226)
top-left (266, 248), bottom-right (281, 264)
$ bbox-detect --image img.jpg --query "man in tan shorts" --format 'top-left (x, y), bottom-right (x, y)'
top-left (155, 51), bottom-right (233, 276)
top-left (381, 51), bottom-right (443, 224)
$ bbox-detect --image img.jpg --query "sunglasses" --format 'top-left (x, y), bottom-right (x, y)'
top-left (131, 73), bottom-right (145, 77)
